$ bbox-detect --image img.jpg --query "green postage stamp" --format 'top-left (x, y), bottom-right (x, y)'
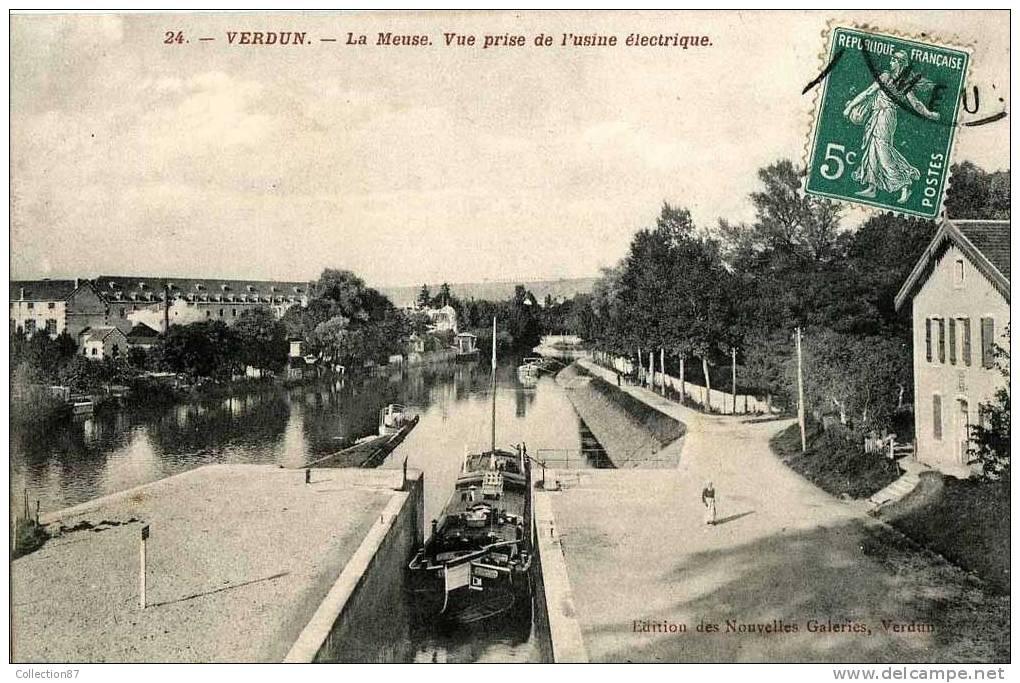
top-left (806, 26), bottom-right (970, 219)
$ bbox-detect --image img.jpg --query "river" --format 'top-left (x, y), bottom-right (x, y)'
top-left (9, 357), bottom-right (609, 662)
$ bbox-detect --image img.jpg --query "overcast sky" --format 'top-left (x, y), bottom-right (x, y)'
top-left (9, 10), bottom-right (1010, 287)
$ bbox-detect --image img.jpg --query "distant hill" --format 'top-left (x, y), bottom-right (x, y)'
top-left (378, 277), bottom-right (598, 308)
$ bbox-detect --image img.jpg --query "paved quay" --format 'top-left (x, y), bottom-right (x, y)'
top-left (540, 359), bottom-right (1003, 663)
top-left (12, 464), bottom-right (414, 663)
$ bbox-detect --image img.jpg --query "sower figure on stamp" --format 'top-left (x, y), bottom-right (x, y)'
top-left (701, 481), bottom-right (717, 526)
top-left (842, 50), bottom-right (940, 204)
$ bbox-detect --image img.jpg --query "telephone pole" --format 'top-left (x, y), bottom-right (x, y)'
top-left (796, 327), bottom-right (806, 453)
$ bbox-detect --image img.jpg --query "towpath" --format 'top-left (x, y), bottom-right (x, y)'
top-left (541, 359), bottom-right (1004, 662)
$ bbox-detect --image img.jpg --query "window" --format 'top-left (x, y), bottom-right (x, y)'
top-left (948, 318), bottom-right (956, 364)
top-left (91, 347), bottom-right (97, 356)
top-left (953, 259), bottom-right (965, 287)
top-left (925, 319), bottom-right (932, 362)
top-left (961, 318), bottom-right (972, 366)
top-left (45, 319), bottom-right (57, 335)
top-left (936, 318), bottom-right (946, 363)
top-left (26, 302), bottom-right (34, 310)
top-left (206, 311), bottom-right (211, 318)
top-left (981, 317), bottom-right (996, 368)
top-left (932, 394), bottom-right (943, 441)
top-left (219, 308), bottom-right (224, 317)
top-left (24, 319), bottom-right (35, 334)
top-left (232, 309), bottom-right (238, 317)
top-left (112, 344), bottom-right (119, 358)
top-left (47, 302), bottom-right (55, 309)
top-left (120, 308), bottom-right (126, 318)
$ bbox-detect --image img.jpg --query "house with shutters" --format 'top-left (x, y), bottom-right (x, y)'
top-left (894, 219), bottom-right (1010, 477)
top-left (9, 279), bottom-right (109, 339)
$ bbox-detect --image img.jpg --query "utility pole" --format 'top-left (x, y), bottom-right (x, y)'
top-left (163, 284), bottom-right (171, 334)
top-left (731, 347), bottom-right (737, 414)
top-left (139, 524), bottom-right (150, 609)
top-left (796, 327), bottom-right (806, 453)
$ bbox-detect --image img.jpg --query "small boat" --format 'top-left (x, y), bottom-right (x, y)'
top-left (308, 405), bottom-right (420, 469)
top-left (407, 318), bottom-right (534, 624)
top-left (516, 356), bottom-right (561, 382)
top-left (379, 403), bottom-right (413, 436)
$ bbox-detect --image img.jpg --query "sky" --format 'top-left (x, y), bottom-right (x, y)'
top-left (9, 10), bottom-right (1010, 288)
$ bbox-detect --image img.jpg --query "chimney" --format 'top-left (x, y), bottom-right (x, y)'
top-left (74, 278), bottom-right (80, 289)
top-left (19, 287), bottom-right (24, 301)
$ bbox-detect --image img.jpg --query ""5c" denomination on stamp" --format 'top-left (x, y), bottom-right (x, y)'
top-left (805, 26), bottom-right (970, 219)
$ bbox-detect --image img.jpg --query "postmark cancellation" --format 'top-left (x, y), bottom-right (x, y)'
top-left (805, 26), bottom-right (971, 219)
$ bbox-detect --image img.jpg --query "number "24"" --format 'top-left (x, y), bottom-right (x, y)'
top-left (819, 143), bottom-right (858, 181)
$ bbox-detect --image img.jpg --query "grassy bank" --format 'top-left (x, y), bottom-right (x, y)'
top-left (770, 422), bottom-right (900, 499)
top-left (879, 473), bottom-right (1010, 595)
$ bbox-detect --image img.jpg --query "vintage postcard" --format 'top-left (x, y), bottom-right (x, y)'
top-left (6, 9), bottom-right (1010, 673)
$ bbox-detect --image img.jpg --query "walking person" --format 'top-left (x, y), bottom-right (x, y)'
top-left (702, 481), bottom-right (717, 526)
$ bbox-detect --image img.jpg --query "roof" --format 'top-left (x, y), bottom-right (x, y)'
top-left (94, 275), bottom-right (311, 304)
top-left (10, 279), bottom-right (79, 302)
top-left (80, 326), bottom-right (127, 343)
top-left (127, 323), bottom-right (161, 340)
top-left (956, 220), bottom-right (1010, 281)
top-left (894, 219), bottom-right (1010, 311)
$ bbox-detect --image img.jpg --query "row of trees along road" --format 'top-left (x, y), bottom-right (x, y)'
top-left (572, 159), bottom-right (1007, 438)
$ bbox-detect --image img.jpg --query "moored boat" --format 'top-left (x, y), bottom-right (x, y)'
top-left (379, 403), bottom-right (413, 436)
top-left (407, 319), bottom-right (534, 624)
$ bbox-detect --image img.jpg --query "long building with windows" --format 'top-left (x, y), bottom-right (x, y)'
top-left (10, 276), bottom-right (312, 339)
top-left (894, 219), bottom-right (1010, 477)
top-left (93, 276), bottom-right (312, 333)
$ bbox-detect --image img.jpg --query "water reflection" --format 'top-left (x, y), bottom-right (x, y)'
top-left (10, 359), bottom-right (608, 520)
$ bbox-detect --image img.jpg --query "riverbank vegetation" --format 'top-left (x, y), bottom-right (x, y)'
top-left (770, 420), bottom-right (900, 499)
top-left (541, 159), bottom-right (1008, 465)
top-left (10, 268), bottom-right (552, 424)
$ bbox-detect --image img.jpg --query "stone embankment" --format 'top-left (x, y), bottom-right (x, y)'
top-left (555, 363), bottom-right (684, 468)
top-left (12, 465), bottom-right (423, 663)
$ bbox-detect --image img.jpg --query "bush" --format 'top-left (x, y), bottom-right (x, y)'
top-left (771, 421), bottom-right (900, 499)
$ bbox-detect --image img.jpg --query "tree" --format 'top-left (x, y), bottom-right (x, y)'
top-left (57, 356), bottom-right (129, 393)
top-left (433, 283), bottom-right (453, 307)
top-left (741, 328), bottom-right (794, 413)
top-left (507, 285), bottom-right (541, 349)
top-left (417, 283), bottom-right (431, 309)
top-left (161, 320), bottom-right (241, 379)
top-left (970, 326), bottom-right (1010, 480)
top-left (844, 215), bottom-right (937, 337)
top-left (746, 160), bottom-right (845, 264)
top-left (311, 316), bottom-right (362, 366)
top-left (797, 329), bottom-right (910, 433)
top-left (234, 307), bottom-right (288, 373)
top-left (946, 161), bottom-right (1010, 220)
